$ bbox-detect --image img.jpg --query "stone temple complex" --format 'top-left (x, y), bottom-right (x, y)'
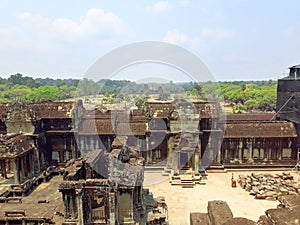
top-left (0, 65), bottom-right (299, 224)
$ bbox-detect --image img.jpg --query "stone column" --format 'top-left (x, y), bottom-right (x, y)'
top-left (223, 149), bottom-right (227, 162)
top-left (278, 148), bottom-right (282, 160)
top-left (139, 186), bottom-right (143, 205)
top-left (263, 148), bottom-right (268, 161)
top-left (194, 150), bottom-right (200, 175)
top-left (109, 192), bottom-right (116, 225)
top-left (172, 151), bottom-right (179, 175)
top-left (13, 158), bottom-right (20, 184)
top-left (70, 137), bottom-right (75, 159)
top-left (216, 149), bottom-right (221, 164)
top-left (73, 195), bottom-right (77, 219)
top-left (30, 152), bottom-right (35, 177)
top-left (107, 136), bottom-right (111, 151)
top-left (59, 151), bottom-right (63, 164)
top-left (80, 136), bottom-right (84, 152)
top-left (63, 193), bottom-right (69, 218)
top-left (1, 160), bottom-right (7, 179)
top-left (238, 140), bottom-right (242, 161)
top-left (146, 137), bottom-right (152, 164)
top-left (214, 133), bottom-right (222, 164)
top-left (84, 136), bottom-right (87, 151)
top-left (69, 195), bottom-right (74, 218)
top-left (76, 190), bottom-right (84, 225)
top-left (233, 140), bottom-right (238, 160)
top-left (278, 139), bottom-right (282, 160)
top-left (90, 136), bottom-right (94, 150)
top-left (130, 191), bottom-right (133, 222)
top-left (20, 156), bottom-right (25, 181)
top-left (167, 135), bottom-right (174, 167)
top-left (34, 146), bottom-right (40, 174)
top-left (98, 136), bottom-right (102, 149)
top-left (248, 140), bottom-right (254, 163)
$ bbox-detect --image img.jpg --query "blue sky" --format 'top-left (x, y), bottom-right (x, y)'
top-left (0, 0), bottom-right (300, 81)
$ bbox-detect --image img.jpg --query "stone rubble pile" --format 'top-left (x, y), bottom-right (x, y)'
top-left (238, 172), bottom-right (300, 201)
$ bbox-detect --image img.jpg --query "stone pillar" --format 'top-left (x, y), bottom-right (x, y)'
top-left (278, 148), bottom-right (282, 160)
top-left (194, 151), bottom-right (200, 175)
top-left (98, 136), bottom-right (102, 149)
top-left (76, 190), bottom-right (84, 225)
top-left (146, 137), bottom-right (152, 164)
top-left (1, 160), bottom-right (7, 179)
top-left (238, 140), bottom-right (242, 161)
top-left (20, 156), bottom-right (25, 181)
top-left (216, 149), bottom-right (221, 164)
top-left (139, 186), bottom-right (143, 205)
top-left (34, 147), bottom-right (40, 174)
top-left (263, 148), bottom-right (268, 161)
top-left (89, 136), bottom-right (94, 150)
top-left (13, 158), bottom-right (20, 184)
top-left (248, 141), bottom-right (254, 163)
top-left (65, 195), bottom-right (70, 218)
top-left (69, 195), bottom-right (75, 218)
top-left (82, 137), bottom-right (86, 151)
top-left (198, 135), bottom-right (202, 161)
top-left (149, 150), bottom-right (153, 163)
top-left (278, 139), bottom-right (282, 160)
top-left (172, 151), bottom-right (179, 175)
top-left (234, 141), bottom-right (238, 160)
top-left (80, 136), bottom-right (84, 152)
top-left (109, 192), bottom-right (116, 225)
top-left (73, 195), bottom-right (77, 219)
top-left (71, 137), bottom-right (76, 159)
top-left (130, 191), bottom-right (134, 222)
top-left (7, 159), bottom-right (12, 173)
top-left (107, 136), bottom-right (111, 151)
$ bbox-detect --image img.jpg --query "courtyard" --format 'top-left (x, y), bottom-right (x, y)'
top-left (144, 170), bottom-right (300, 225)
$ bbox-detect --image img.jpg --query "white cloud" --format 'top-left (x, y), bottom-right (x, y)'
top-left (151, 1), bottom-right (171, 13)
top-left (162, 27), bottom-right (233, 47)
top-left (53, 8), bottom-right (125, 40)
top-left (0, 8), bottom-right (128, 77)
top-left (163, 29), bottom-right (187, 44)
top-left (15, 8), bottom-right (126, 43)
top-left (222, 53), bottom-right (255, 63)
top-left (200, 27), bottom-right (233, 40)
top-left (17, 12), bottom-right (49, 25)
top-left (281, 27), bottom-right (296, 39)
top-left (178, 0), bottom-right (190, 5)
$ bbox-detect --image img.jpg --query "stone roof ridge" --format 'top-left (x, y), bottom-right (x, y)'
top-left (289, 64), bottom-right (300, 69)
top-left (224, 121), bottom-right (297, 138)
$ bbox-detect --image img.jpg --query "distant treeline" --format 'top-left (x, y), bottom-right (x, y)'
top-left (0, 73), bottom-right (277, 110)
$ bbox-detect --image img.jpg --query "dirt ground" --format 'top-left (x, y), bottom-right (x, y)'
top-left (144, 170), bottom-right (300, 225)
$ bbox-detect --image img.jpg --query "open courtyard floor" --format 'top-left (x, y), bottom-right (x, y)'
top-left (144, 170), bottom-right (300, 225)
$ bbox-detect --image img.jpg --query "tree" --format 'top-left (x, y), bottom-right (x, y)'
top-left (24, 86), bottom-right (59, 102)
top-left (135, 96), bottom-right (147, 110)
top-left (232, 103), bottom-right (246, 113)
top-left (244, 99), bottom-right (259, 110)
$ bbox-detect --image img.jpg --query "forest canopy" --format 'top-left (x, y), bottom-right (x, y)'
top-left (0, 73), bottom-right (277, 110)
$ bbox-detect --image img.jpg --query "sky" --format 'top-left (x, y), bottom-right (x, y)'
top-left (1, 0), bottom-right (300, 82)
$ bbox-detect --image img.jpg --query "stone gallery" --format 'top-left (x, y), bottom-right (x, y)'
top-left (0, 65), bottom-right (299, 224)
